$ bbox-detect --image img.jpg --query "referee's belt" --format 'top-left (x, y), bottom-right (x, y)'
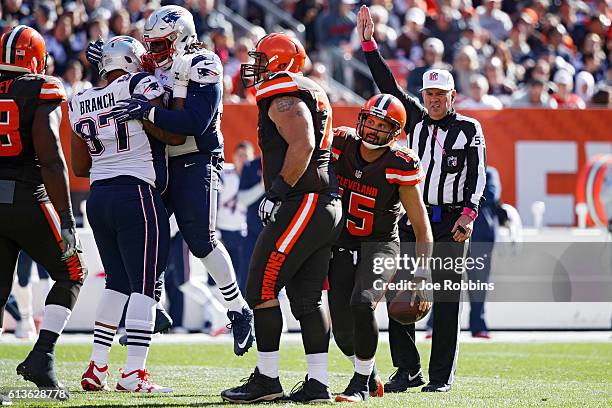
top-left (425, 204), bottom-right (462, 222)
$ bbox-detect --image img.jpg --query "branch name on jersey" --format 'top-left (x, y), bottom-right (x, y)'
top-left (68, 72), bottom-right (165, 187)
top-left (159, 49), bottom-right (224, 157)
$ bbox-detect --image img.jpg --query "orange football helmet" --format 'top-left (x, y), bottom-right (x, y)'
top-left (240, 33), bottom-right (306, 88)
top-left (357, 94), bottom-right (407, 148)
top-left (0, 25), bottom-right (47, 74)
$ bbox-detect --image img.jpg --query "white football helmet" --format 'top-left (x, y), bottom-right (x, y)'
top-left (99, 36), bottom-right (146, 79)
top-left (142, 5), bottom-right (197, 69)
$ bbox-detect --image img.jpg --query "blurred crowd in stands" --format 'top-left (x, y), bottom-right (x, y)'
top-left (2, 0), bottom-right (611, 107)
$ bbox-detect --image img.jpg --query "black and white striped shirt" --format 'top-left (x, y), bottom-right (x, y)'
top-left (364, 48), bottom-right (487, 212)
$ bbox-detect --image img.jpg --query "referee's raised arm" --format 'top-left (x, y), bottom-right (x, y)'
top-left (357, 5), bottom-right (425, 136)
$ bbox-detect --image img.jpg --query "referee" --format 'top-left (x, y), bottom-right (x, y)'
top-left (357, 6), bottom-right (487, 393)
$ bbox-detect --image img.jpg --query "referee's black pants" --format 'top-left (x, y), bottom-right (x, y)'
top-left (389, 209), bottom-right (466, 385)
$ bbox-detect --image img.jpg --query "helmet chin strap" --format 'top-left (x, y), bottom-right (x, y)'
top-left (362, 140), bottom-right (391, 150)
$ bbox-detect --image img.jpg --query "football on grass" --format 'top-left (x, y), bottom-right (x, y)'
top-left (388, 290), bottom-right (432, 325)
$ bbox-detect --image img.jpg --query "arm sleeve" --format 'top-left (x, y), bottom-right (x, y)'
top-left (363, 48), bottom-right (425, 132)
top-left (151, 81), bottom-right (222, 137)
top-left (463, 121), bottom-right (487, 212)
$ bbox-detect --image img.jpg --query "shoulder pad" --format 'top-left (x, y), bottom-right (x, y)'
top-left (131, 73), bottom-right (164, 99)
top-left (190, 52), bottom-right (222, 85)
top-left (39, 75), bottom-right (66, 101)
top-left (333, 126), bottom-right (356, 140)
top-left (392, 146), bottom-right (421, 169)
top-left (256, 73), bottom-right (300, 102)
top-left (385, 146), bottom-right (424, 186)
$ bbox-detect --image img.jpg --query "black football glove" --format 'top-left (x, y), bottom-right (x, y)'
top-left (86, 38), bottom-right (105, 69)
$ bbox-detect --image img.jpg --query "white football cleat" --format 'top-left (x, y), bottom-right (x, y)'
top-left (115, 369), bottom-right (173, 393)
top-left (81, 360), bottom-right (110, 391)
top-left (15, 317), bottom-right (36, 340)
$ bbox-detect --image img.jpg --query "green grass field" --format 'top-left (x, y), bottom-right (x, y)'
top-left (1, 339), bottom-right (611, 407)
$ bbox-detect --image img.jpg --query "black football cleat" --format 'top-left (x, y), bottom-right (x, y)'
top-left (288, 375), bottom-right (332, 403)
top-left (16, 351), bottom-right (69, 400)
top-left (368, 370), bottom-right (384, 397)
top-left (119, 305), bottom-right (173, 346)
top-left (335, 372), bottom-right (369, 402)
top-left (227, 307), bottom-right (255, 356)
top-left (384, 368), bottom-right (426, 393)
top-left (421, 382), bottom-right (451, 392)
top-left (221, 367), bottom-right (285, 403)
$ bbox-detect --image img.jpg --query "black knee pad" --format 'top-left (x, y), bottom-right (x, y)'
top-left (289, 296), bottom-right (322, 320)
top-left (45, 279), bottom-right (82, 310)
top-left (187, 236), bottom-right (217, 259)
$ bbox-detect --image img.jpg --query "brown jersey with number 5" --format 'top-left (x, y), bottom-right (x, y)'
top-left (331, 126), bottom-right (424, 249)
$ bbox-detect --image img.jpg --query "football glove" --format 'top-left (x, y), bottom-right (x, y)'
top-left (86, 38), bottom-right (105, 68)
top-left (111, 94), bottom-right (152, 123)
top-left (258, 176), bottom-right (291, 226)
top-left (58, 210), bottom-right (82, 261)
top-left (258, 197), bottom-right (281, 225)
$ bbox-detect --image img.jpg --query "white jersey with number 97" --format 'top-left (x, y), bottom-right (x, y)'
top-left (69, 72), bottom-right (165, 187)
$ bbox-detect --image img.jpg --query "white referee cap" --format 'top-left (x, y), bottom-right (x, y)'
top-left (421, 69), bottom-right (455, 92)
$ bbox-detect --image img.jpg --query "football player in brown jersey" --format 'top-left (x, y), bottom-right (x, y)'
top-left (0, 26), bottom-right (86, 397)
top-left (329, 94), bottom-right (433, 402)
top-left (221, 33), bottom-right (343, 403)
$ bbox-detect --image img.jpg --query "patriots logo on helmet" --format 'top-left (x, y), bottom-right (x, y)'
top-left (198, 67), bottom-right (219, 78)
top-left (161, 10), bottom-right (183, 27)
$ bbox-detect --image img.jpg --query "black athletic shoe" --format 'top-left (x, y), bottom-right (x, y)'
top-left (335, 372), bottom-right (369, 402)
top-left (421, 382), bottom-right (451, 392)
top-left (384, 368), bottom-right (426, 393)
top-left (16, 351), bottom-right (69, 400)
top-left (288, 376), bottom-right (332, 403)
top-left (221, 367), bottom-right (285, 403)
top-left (119, 305), bottom-right (173, 346)
top-left (227, 307), bottom-right (255, 356)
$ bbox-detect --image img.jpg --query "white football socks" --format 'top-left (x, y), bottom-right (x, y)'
top-left (124, 293), bottom-right (156, 373)
top-left (40, 304), bottom-right (71, 335)
top-left (306, 353), bottom-right (329, 385)
top-left (91, 289), bottom-right (129, 366)
top-left (257, 351), bottom-right (279, 378)
top-left (199, 244), bottom-right (247, 312)
top-left (355, 357), bottom-right (375, 376)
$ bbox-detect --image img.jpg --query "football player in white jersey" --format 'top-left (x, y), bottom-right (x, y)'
top-left (70, 36), bottom-right (184, 393)
top-left (87, 5), bottom-right (255, 356)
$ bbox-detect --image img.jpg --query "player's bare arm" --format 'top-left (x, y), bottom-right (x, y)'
top-left (70, 132), bottom-right (92, 177)
top-left (143, 97), bottom-right (186, 146)
top-left (268, 95), bottom-right (316, 186)
top-left (399, 184), bottom-right (433, 310)
top-left (32, 103), bottom-right (72, 214)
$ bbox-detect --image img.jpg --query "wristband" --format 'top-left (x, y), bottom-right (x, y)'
top-left (173, 83), bottom-right (188, 99)
top-left (58, 209), bottom-right (75, 229)
top-left (361, 39), bottom-right (378, 52)
top-left (462, 207), bottom-right (478, 222)
top-left (146, 106), bottom-right (156, 122)
top-left (267, 176), bottom-right (291, 201)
